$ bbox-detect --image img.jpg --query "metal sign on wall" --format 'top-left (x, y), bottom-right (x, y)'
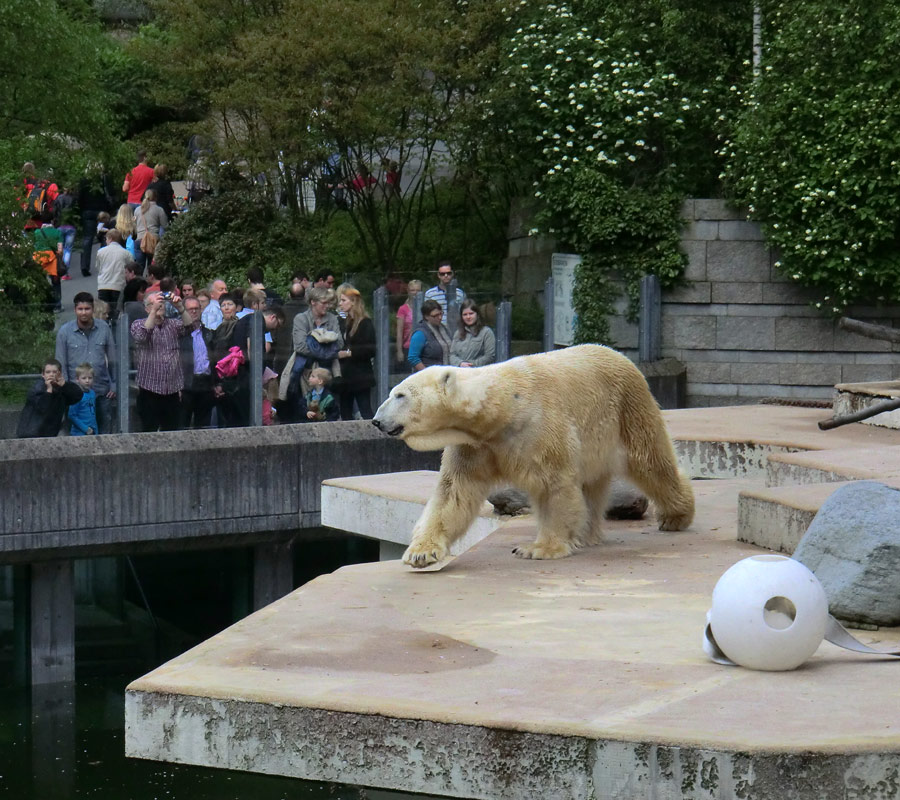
top-left (551, 253), bottom-right (580, 346)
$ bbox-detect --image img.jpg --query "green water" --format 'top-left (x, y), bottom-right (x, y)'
top-left (0, 541), bottom-right (449, 800)
top-left (3, 677), bottom-right (432, 799)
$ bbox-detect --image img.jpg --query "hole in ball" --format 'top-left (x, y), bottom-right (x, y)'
top-left (763, 596), bottom-right (796, 630)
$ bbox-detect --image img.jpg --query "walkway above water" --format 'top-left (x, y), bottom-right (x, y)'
top-left (126, 405), bottom-right (900, 800)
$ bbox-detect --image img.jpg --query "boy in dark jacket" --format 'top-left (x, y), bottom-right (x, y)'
top-left (17, 359), bottom-right (83, 438)
top-left (304, 367), bottom-right (339, 422)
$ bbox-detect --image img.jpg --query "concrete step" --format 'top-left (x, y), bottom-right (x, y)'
top-left (834, 381), bottom-right (900, 429)
top-left (738, 477), bottom-right (900, 553)
top-left (766, 445), bottom-right (900, 487)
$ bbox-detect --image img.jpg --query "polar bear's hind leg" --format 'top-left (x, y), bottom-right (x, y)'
top-left (512, 482), bottom-right (586, 560)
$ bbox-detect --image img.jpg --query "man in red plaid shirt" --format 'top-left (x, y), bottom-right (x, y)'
top-left (130, 292), bottom-right (193, 431)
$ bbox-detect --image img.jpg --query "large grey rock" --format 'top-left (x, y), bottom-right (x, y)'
top-left (794, 481), bottom-right (900, 626)
top-left (604, 479), bottom-right (649, 520)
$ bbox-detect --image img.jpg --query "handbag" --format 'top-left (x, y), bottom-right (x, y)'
top-left (140, 231), bottom-right (159, 255)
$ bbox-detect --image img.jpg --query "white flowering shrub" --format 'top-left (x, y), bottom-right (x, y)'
top-left (723, 2), bottom-right (900, 313)
top-left (492, 1), bottom-right (748, 342)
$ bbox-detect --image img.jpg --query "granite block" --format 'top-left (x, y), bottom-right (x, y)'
top-left (707, 241), bottom-right (771, 282)
top-left (716, 317), bottom-right (775, 350)
top-left (680, 240), bottom-right (707, 281)
top-left (663, 315), bottom-right (717, 349)
top-left (711, 282), bottom-right (764, 304)
top-left (775, 317), bottom-right (835, 351)
top-left (778, 363), bottom-right (842, 386)
top-left (717, 220), bottom-right (766, 241)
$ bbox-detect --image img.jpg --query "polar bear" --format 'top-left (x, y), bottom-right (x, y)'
top-left (372, 344), bottom-right (694, 567)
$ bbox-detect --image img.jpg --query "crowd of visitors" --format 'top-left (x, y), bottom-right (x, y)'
top-left (15, 158), bottom-right (498, 438)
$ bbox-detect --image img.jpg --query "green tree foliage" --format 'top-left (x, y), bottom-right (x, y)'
top-left (139, 0), bottom-right (511, 277)
top-left (0, 0), bottom-right (122, 372)
top-left (723, 1), bottom-right (900, 313)
top-left (495, 0), bottom-right (750, 343)
top-left (155, 168), bottom-right (314, 291)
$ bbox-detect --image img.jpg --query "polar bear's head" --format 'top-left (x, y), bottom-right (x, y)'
top-left (372, 366), bottom-right (486, 451)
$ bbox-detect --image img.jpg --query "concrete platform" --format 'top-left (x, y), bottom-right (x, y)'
top-left (127, 476), bottom-right (900, 799)
top-left (125, 406), bottom-right (900, 799)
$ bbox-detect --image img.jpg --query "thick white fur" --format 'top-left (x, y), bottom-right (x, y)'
top-left (372, 345), bottom-right (695, 567)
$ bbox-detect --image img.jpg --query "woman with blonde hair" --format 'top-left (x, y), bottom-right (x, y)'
top-left (115, 203), bottom-right (138, 258)
top-left (336, 286), bottom-right (376, 420)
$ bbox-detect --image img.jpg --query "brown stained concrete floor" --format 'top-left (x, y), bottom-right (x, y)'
top-left (128, 475), bottom-right (900, 756)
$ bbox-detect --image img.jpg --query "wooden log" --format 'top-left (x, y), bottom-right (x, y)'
top-left (838, 316), bottom-right (900, 344)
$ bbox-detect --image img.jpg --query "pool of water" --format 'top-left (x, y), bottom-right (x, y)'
top-left (1, 541), bottom-right (450, 799)
top-left (1, 676), bottom-right (446, 799)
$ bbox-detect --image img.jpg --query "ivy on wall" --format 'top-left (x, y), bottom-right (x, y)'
top-left (722, 1), bottom-right (900, 314)
top-left (495, 1), bottom-right (749, 343)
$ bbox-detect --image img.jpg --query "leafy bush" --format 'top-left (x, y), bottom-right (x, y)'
top-left (495, 1), bottom-right (749, 343)
top-left (723, 1), bottom-right (900, 313)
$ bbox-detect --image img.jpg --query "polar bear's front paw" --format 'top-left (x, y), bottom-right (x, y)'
top-left (403, 540), bottom-right (449, 568)
top-left (512, 541), bottom-right (574, 560)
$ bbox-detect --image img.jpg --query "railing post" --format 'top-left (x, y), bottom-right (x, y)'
top-left (373, 286), bottom-right (390, 405)
top-left (116, 314), bottom-right (131, 433)
top-left (446, 279), bottom-right (460, 335)
top-left (249, 312), bottom-right (264, 426)
top-left (542, 277), bottom-right (555, 352)
top-left (639, 274), bottom-right (661, 362)
top-left (495, 300), bottom-right (512, 362)
top-left (411, 291), bottom-right (423, 329)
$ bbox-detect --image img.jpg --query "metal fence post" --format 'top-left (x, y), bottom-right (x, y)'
top-left (116, 315), bottom-right (131, 433)
top-left (446, 280), bottom-right (460, 335)
top-left (495, 300), bottom-right (512, 362)
top-left (249, 312), bottom-right (263, 426)
top-left (639, 274), bottom-right (661, 362)
top-left (411, 291), bottom-right (423, 329)
top-left (542, 276), bottom-right (554, 352)
top-left (373, 286), bottom-right (390, 405)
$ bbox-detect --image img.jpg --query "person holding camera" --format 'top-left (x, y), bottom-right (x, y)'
top-left (130, 290), bottom-right (192, 432)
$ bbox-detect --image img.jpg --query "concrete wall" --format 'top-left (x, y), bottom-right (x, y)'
top-left (619, 200), bottom-right (900, 406)
top-left (504, 198), bottom-right (900, 407)
top-left (0, 422), bottom-right (440, 563)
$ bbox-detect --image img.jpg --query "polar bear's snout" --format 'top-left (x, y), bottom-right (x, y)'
top-left (372, 400), bottom-right (405, 437)
top-left (372, 417), bottom-right (404, 437)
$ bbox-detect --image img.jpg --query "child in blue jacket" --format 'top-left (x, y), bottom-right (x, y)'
top-left (69, 363), bottom-right (98, 435)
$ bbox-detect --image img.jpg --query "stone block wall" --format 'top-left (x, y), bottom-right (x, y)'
top-left (504, 197), bottom-right (900, 406)
top-left (610, 199), bottom-right (900, 406)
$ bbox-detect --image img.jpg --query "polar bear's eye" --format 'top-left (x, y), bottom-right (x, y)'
top-left (395, 392), bottom-right (406, 399)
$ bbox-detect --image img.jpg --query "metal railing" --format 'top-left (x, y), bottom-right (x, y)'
top-left (5, 289), bottom-right (527, 435)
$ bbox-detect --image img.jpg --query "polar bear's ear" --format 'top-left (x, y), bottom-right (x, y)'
top-left (441, 369), bottom-right (455, 392)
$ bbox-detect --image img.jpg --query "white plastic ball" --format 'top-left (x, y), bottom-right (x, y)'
top-left (708, 555), bottom-right (829, 671)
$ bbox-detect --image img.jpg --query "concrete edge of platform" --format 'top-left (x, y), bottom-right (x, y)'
top-left (737, 492), bottom-right (816, 554)
top-left (124, 690), bottom-right (900, 800)
top-left (320, 478), bottom-right (502, 559)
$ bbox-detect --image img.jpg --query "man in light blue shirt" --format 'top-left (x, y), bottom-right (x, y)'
top-left (55, 291), bottom-right (117, 433)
